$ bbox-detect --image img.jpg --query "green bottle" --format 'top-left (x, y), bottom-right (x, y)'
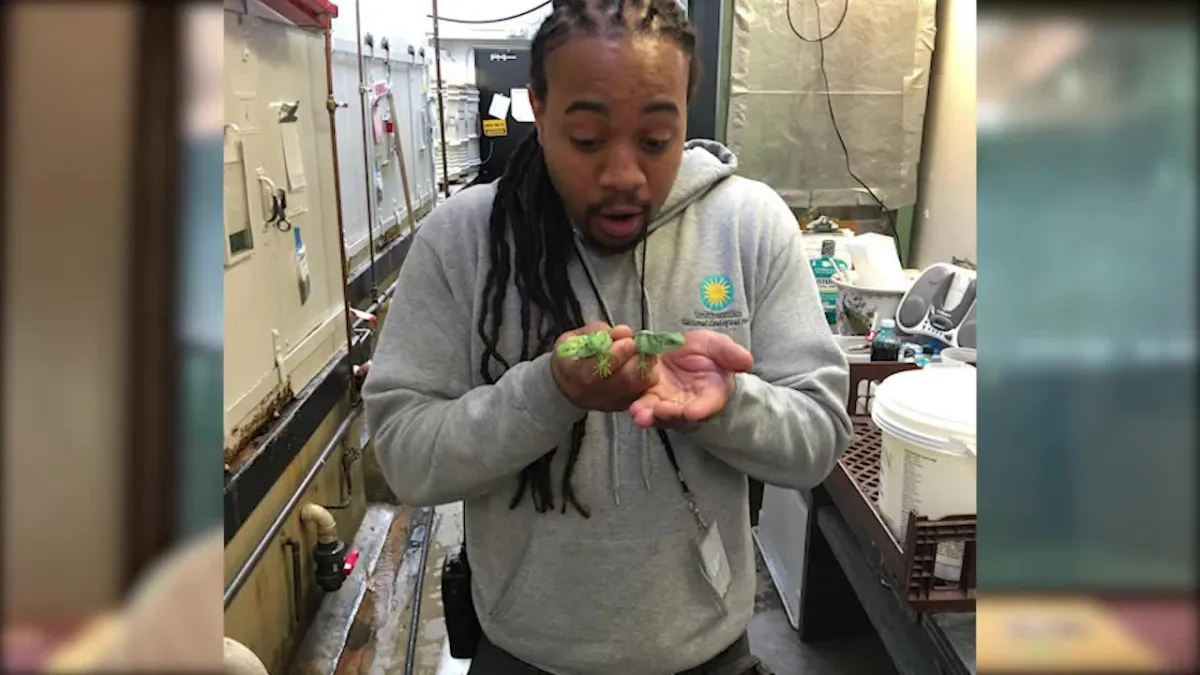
top-left (810, 239), bottom-right (848, 326)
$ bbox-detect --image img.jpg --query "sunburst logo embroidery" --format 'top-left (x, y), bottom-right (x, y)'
top-left (700, 274), bottom-right (734, 312)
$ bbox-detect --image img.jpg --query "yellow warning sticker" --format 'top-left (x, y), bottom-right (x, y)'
top-left (482, 119), bottom-right (507, 137)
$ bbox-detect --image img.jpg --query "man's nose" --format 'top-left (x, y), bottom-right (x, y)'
top-left (598, 144), bottom-right (647, 194)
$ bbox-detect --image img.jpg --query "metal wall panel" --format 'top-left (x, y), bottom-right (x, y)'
top-left (223, 9), bottom-right (349, 452)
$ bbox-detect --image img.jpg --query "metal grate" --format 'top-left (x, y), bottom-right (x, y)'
top-left (831, 363), bottom-right (977, 613)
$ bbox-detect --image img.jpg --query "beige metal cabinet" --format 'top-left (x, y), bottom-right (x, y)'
top-left (223, 6), bottom-right (348, 459)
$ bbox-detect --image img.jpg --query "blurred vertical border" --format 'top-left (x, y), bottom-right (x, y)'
top-left (123, 2), bottom-right (183, 594)
top-left (978, 0), bottom-right (1197, 594)
top-left (3, 0), bottom-right (222, 622)
top-left (175, 1), bottom-right (224, 545)
top-left (4, 0), bottom-right (187, 663)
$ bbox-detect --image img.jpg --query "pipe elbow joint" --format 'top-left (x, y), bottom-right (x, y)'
top-left (301, 503), bottom-right (348, 592)
top-left (300, 503), bottom-right (339, 544)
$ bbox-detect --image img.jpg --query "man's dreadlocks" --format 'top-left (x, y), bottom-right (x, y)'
top-left (476, 0), bottom-right (699, 516)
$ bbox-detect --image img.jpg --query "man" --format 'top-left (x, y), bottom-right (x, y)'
top-left (364, 1), bottom-right (852, 673)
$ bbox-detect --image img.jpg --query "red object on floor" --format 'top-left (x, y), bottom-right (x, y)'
top-left (258, 0), bottom-right (339, 30)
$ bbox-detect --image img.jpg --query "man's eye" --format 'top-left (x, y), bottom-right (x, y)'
top-left (642, 138), bottom-right (670, 153)
top-left (571, 138), bottom-right (603, 151)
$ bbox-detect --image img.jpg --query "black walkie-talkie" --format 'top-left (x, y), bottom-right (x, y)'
top-left (442, 540), bottom-right (481, 658)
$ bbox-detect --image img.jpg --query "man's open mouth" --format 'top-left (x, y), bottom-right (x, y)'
top-left (601, 211), bottom-right (639, 222)
top-left (595, 211), bottom-right (644, 238)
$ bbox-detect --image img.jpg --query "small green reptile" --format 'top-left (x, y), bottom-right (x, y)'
top-left (556, 329), bottom-right (685, 378)
top-left (557, 330), bottom-right (616, 376)
top-left (632, 330), bottom-right (685, 376)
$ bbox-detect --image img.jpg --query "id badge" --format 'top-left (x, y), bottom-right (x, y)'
top-left (697, 521), bottom-right (732, 600)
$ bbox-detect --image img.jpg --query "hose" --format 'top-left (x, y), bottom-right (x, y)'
top-left (402, 507), bottom-right (435, 675)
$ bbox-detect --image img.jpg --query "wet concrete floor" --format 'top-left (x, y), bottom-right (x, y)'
top-left (302, 501), bottom-right (894, 675)
top-left (394, 503), bottom-right (896, 675)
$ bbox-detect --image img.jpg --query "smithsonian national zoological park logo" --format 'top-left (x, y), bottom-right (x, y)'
top-left (683, 274), bottom-right (749, 329)
top-left (700, 274), bottom-right (734, 311)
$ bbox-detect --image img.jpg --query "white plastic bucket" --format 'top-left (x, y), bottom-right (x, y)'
top-left (872, 366), bottom-right (976, 581)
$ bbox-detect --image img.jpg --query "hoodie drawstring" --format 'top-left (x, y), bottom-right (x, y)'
top-left (557, 140), bottom-right (736, 509)
top-left (631, 243), bottom-right (655, 492)
top-left (571, 232), bottom-right (657, 505)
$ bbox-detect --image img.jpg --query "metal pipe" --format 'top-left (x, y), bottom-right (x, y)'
top-left (402, 507), bottom-right (435, 675)
top-left (324, 26), bottom-right (361, 403)
top-left (283, 538), bottom-right (302, 624)
top-left (380, 40), bottom-right (417, 238)
top-left (387, 89), bottom-right (418, 238)
top-left (224, 407), bottom-right (362, 608)
top-left (325, 450), bottom-right (356, 511)
top-left (431, 0), bottom-right (451, 200)
top-left (300, 503), bottom-right (340, 544)
top-left (355, 0), bottom-right (380, 300)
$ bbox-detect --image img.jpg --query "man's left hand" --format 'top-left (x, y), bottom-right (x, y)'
top-left (628, 330), bottom-right (753, 431)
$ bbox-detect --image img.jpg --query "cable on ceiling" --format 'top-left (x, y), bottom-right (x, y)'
top-left (428, 0), bottom-right (552, 25)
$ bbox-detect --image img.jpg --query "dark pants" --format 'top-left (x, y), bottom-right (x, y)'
top-left (466, 632), bottom-right (772, 675)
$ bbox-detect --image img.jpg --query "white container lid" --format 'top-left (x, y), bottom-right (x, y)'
top-left (871, 366), bottom-right (977, 457)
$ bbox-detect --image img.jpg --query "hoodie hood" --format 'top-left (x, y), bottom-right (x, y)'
top-left (649, 139), bottom-right (739, 231)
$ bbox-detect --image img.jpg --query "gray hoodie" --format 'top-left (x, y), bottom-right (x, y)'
top-left (363, 140), bottom-right (852, 675)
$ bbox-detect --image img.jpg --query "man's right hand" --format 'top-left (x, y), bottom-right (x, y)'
top-left (551, 322), bottom-right (654, 413)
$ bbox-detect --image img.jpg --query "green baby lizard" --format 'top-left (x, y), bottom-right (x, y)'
top-left (556, 330), bottom-right (685, 378)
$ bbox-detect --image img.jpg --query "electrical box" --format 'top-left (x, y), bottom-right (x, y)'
top-left (472, 47), bottom-right (531, 185)
top-left (223, 6), bottom-right (349, 462)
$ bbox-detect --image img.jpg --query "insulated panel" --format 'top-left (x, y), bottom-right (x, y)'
top-left (331, 38), bottom-right (436, 260)
top-left (223, 8), bottom-right (349, 455)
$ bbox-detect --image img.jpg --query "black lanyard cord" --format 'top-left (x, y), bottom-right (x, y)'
top-left (574, 237), bottom-right (699, 524)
